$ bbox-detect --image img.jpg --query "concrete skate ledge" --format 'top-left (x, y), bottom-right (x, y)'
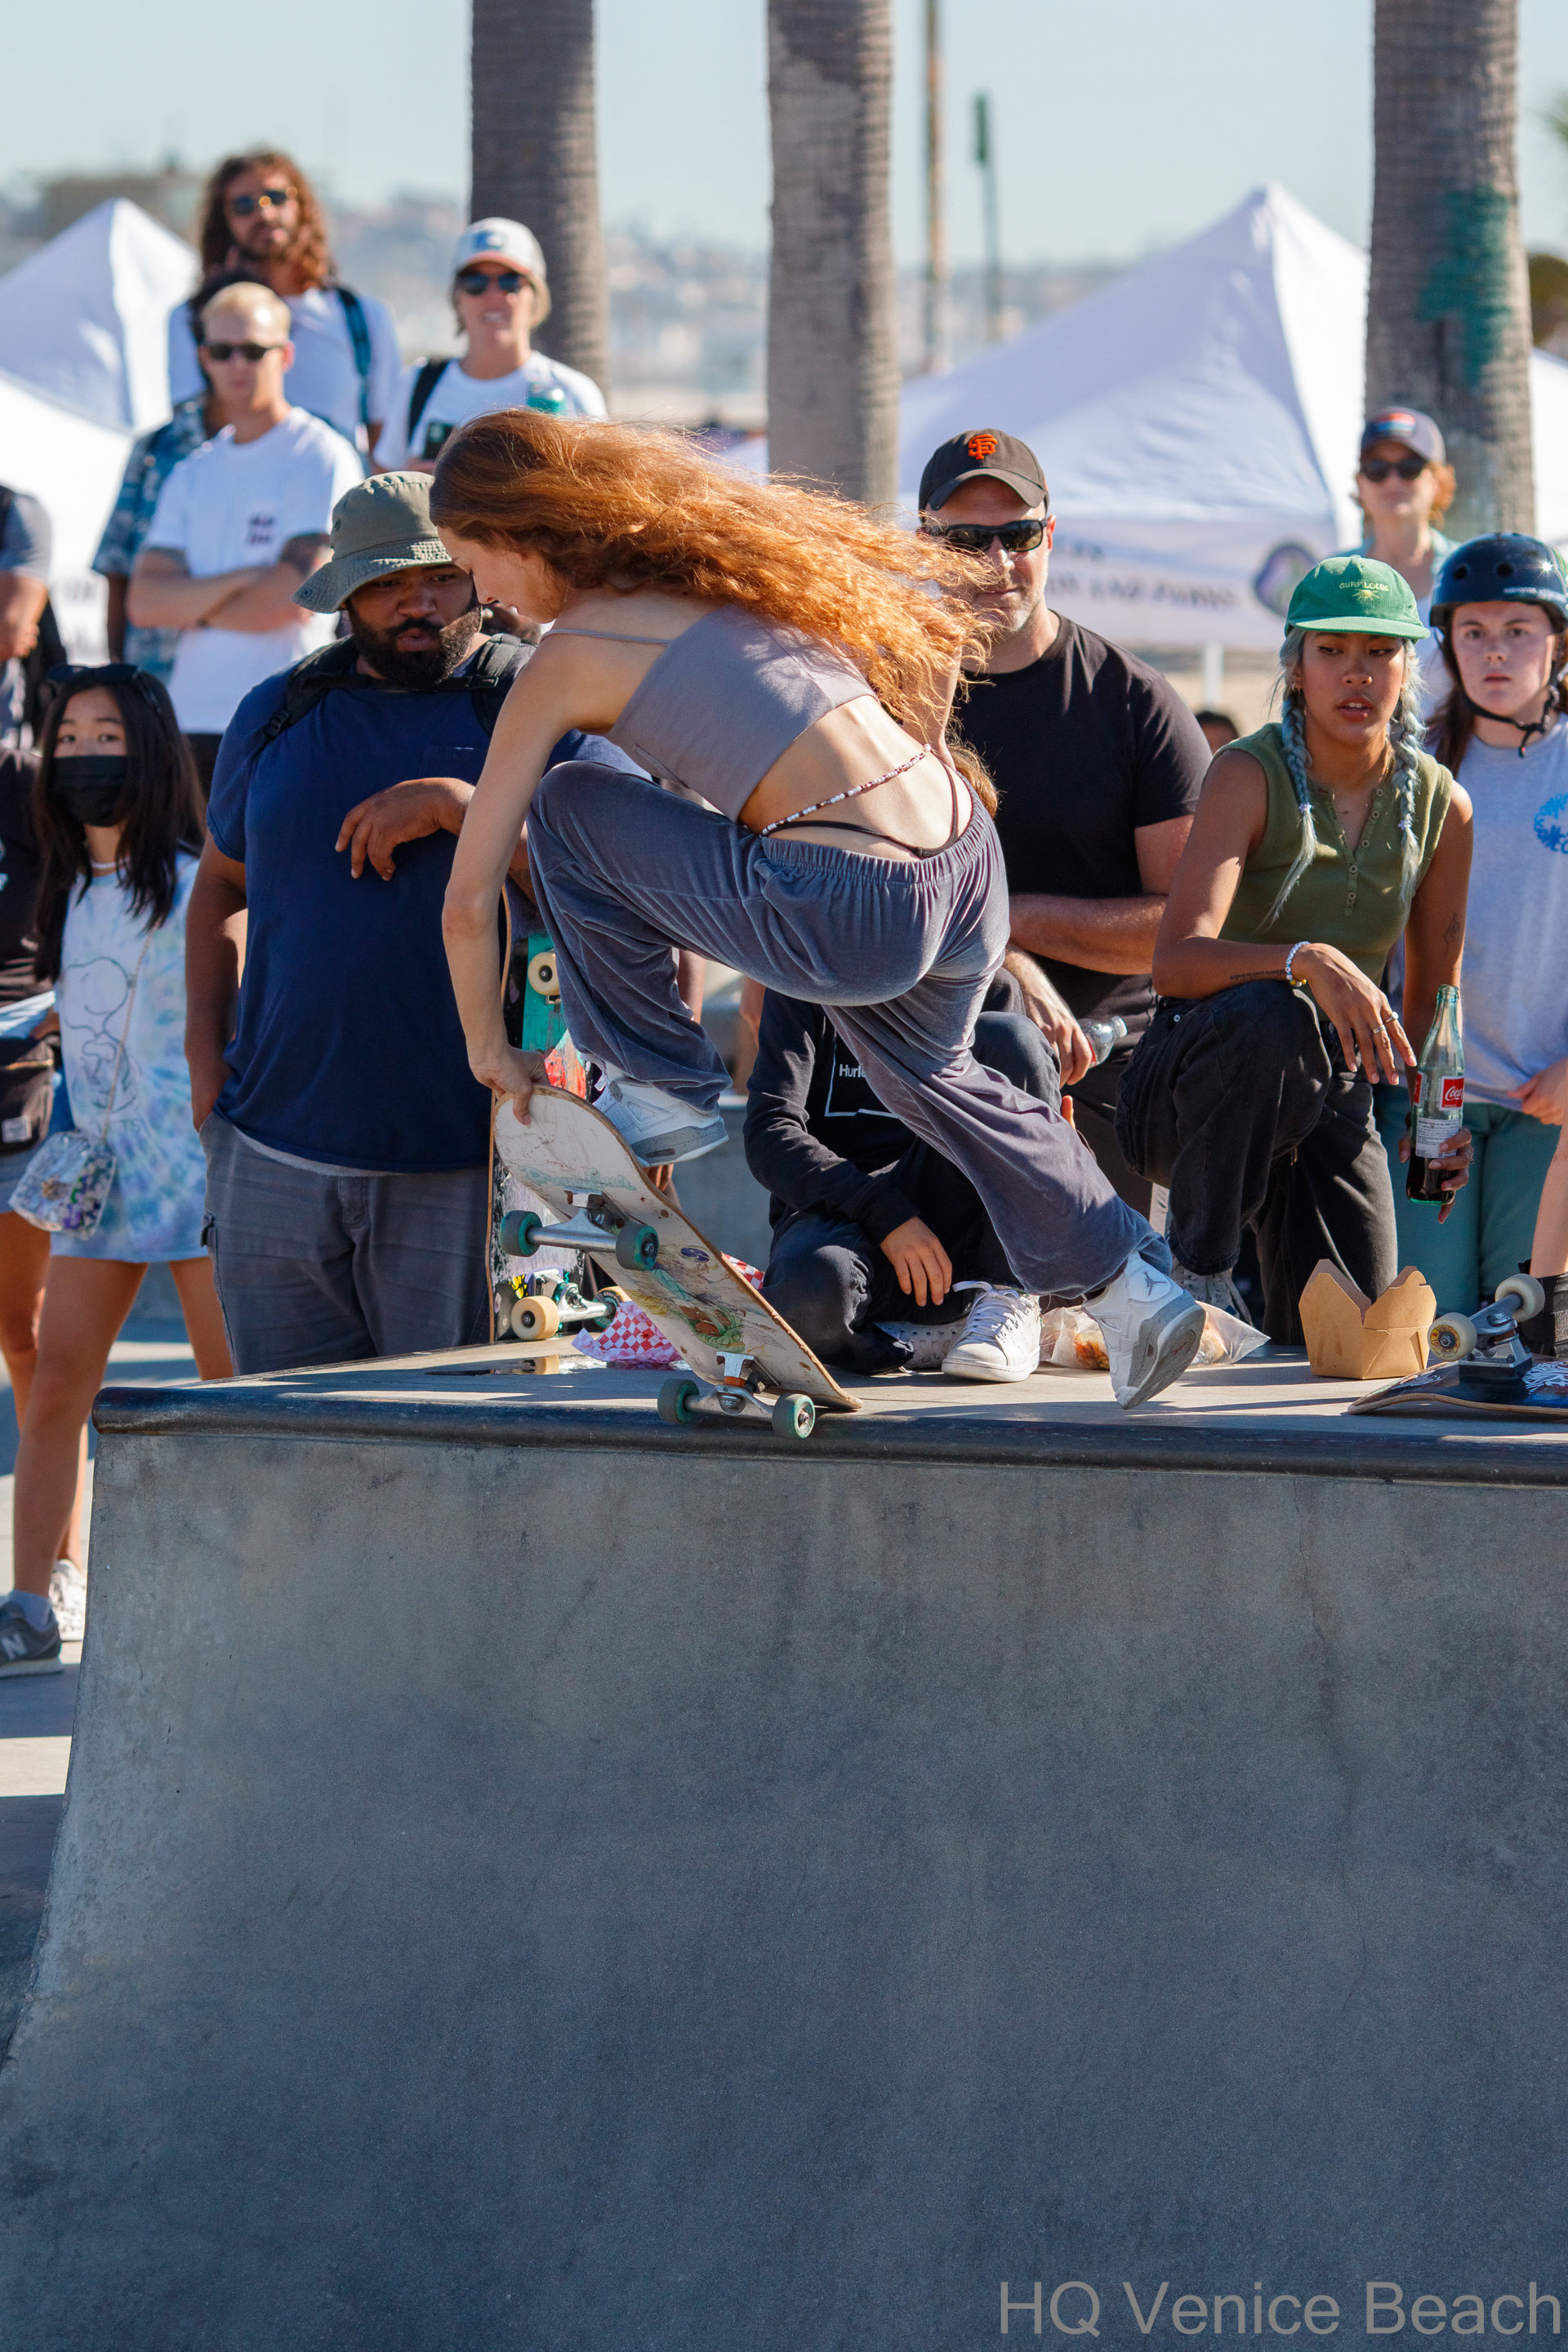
top-left (92, 1348), bottom-right (1568, 1486)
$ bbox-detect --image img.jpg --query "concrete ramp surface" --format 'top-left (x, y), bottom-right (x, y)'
top-left (2, 1357), bottom-right (1567, 2347)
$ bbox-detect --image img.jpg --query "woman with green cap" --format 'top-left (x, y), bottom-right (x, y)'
top-left (1116, 555), bottom-right (1474, 1341)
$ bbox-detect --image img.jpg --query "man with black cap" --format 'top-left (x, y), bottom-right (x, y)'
top-left (185, 471), bottom-right (639, 1372)
top-left (920, 428), bottom-right (1211, 1213)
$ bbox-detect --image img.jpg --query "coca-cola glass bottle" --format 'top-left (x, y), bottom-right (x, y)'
top-left (1405, 984), bottom-right (1465, 1205)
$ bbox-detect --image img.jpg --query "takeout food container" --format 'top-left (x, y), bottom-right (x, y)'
top-left (1298, 1261), bottom-right (1437, 1380)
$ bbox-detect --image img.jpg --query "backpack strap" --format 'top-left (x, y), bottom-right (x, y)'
top-left (335, 287), bottom-right (374, 432)
top-left (406, 359), bottom-right (450, 448)
top-left (466, 633), bottom-right (527, 736)
top-left (255, 639), bottom-right (363, 746)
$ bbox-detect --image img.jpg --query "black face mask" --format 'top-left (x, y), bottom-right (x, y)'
top-left (51, 755), bottom-right (129, 827)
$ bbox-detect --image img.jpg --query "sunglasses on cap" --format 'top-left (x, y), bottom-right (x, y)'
top-left (1360, 453), bottom-right (1428, 483)
top-left (44, 662), bottom-right (163, 706)
top-left (202, 340), bottom-right (287, 363)
top-left (455, 267), bottom-right (530, 296)
top-left (226, 186), bottom-right (293, 216)
top-left (920, 516), bottom-right (1049, 555)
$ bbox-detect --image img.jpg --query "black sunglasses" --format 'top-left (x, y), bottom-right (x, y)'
top-left (44, 662), bottom-right (163, 710)
top-left (920, 516), bottom-right (1049, 555)
top-left (1361, 454), bottom-right (1428, 483)
top-left (202, 340), bottom-right (287, 363)
top-left (455, 268), bottom-right (529, 296)
top-left (226, 187), bottom-right (293, 216)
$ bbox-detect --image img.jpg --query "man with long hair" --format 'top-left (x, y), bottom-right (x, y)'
top-left (166, 149), bottom-right (401, 461)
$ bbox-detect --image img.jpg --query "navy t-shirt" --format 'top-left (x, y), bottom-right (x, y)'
top-left (207, 655), bottom-right (638, 1171)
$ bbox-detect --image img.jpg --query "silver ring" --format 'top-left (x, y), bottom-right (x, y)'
top-left (1372, 1023), bottom-right (1388, 1038)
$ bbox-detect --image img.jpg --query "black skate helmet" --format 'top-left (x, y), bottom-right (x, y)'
top-left (1430, 532), bottom-right (1568, 753)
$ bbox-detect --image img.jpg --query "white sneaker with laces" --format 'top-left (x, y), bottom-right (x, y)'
top-left (48, 1559), bottom-right (87, 1643)
top-left (1087, 1251), bottom-right (1206, 1408)
top-left (594, 1071), bottom-right (728, 1165)
top-left (941, 1284), bottom-right (1043, 1383)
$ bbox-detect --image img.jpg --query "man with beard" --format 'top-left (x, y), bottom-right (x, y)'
top-left (920, 429), bottom-right (1210, 1212)
top-left (185, 474), bottom-right (638, 1370)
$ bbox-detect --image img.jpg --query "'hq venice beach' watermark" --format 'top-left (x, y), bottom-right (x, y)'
top-left (999, 2283), bottom-right (1565, 2338)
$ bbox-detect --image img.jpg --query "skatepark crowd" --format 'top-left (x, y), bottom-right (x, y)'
top-left (0, 147), bottom-right (1566, 1673)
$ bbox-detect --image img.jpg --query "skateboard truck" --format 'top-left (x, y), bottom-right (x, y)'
top-left (500, 1198), bottom-right (662, 1273)
top-left (1428, 1276), bottom-right (1545, 1404)
top-left (657, 1358), bottom-right (817, 1443)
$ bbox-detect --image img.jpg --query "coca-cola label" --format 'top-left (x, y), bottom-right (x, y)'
top-left (1410, 1071), bottom-right (1423, 1108)
top-left (1438, 1076), bottom-right (1464, 1111)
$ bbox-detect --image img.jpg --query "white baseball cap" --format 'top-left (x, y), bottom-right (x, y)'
top-left (452, 218), bottom-right (550, 322)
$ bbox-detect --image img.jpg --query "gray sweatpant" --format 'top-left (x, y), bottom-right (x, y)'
top-left (526, 762), bottom-right (1148, 1298)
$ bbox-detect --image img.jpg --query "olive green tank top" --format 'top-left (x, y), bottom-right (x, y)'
top-left (1219, 723), bottom-right (1454, 983)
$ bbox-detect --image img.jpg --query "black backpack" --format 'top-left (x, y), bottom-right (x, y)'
top-left (0, 485), bottom-right (67, 741)
top-left (256, 630), bottom-right (525, 748)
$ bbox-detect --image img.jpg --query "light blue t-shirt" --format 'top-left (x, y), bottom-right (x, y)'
top-left (1447, 720), bottom-right (1568, 1105)
top-left (53, 855), bottom-right (207, 1260)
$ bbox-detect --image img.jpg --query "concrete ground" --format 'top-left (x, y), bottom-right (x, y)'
top-left (0, 1267), bottom-right (198, 2036)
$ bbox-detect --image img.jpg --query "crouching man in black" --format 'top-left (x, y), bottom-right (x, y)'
top-left (744, 978), bottom-right (1059, 1382)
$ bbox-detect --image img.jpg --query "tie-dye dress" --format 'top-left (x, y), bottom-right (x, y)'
top-left (51, 855), bottom-right (207, 1262)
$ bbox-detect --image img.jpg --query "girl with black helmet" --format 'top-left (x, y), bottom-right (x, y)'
top-left (1116, 555), bottom-right (1473, 1342)
top-left (1374, 533), bottom-right (1568, 1318)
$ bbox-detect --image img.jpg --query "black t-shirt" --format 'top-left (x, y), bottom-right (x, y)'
top-left (0, 751), bottom-right (42, 1003)
top-left (955, 617), bottom-right (1209, 1034)
top-left (743, 996), bottom-right (920, 1241)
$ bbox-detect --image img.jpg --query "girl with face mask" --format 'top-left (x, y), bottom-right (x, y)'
top-left (0, 669), bottom-right (231, 1677)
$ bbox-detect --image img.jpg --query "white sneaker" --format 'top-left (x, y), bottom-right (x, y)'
top-left (594, 1071), bottom-right (728, 1165)
top-left (875, 1318), bottom-right (962, 1370)
top-left (941, 1284), bottom-right (1043, 1383)
top-left (48, 1558), bottom-right (87, 1643)
top-left (1086, 1250), bottom-right (1206, 1408)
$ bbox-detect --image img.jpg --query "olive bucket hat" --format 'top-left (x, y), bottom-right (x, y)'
top-left (1283, 554), bottom-right (1428, 641)
top-left (292, 473), bottom-right (456, 613)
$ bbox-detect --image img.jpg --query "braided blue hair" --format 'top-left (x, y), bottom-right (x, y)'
top-left (1267, 628), bottom-right (1422, 930)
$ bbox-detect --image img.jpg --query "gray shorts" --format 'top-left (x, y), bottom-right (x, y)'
top-left (202, 1115), bottom-right (491, 1374)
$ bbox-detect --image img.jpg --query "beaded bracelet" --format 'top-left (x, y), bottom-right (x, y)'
top-left (1284, 941), bottom-right (1310, 987)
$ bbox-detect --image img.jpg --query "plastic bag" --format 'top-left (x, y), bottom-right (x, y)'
top-left (1038, 1298), bottom-right (1268, 1374)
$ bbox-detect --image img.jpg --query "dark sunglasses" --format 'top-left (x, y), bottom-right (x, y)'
top-left (226, 187), bottom-right (293, 216)
top-left (455, 268), bottom-right (529, 296)
top-left (1361, 454), bottom-right (1428, 483)
top-left (920, 516), bottom-right (1049, 555)
top-left (44, 662), bottom-right (163, 709)
top-left (202, 340), bottom-right (287, 363)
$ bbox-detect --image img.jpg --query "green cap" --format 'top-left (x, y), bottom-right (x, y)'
top-left (1283, 554), bottom-right (1428, 641)
top-left (292, 472), bottom-right (456, 613)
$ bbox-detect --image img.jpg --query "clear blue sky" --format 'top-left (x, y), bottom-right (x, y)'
top-left (7, 0), bottom-right (1568, 264)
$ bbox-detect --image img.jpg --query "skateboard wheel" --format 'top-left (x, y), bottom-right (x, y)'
top-left (657, 1376), bottom-right (700, 1426)
top-left (1496, 1274), bottom-right (1546, 1321)
top-left (511, 1294), bottom-right (562, 1341)
top-left (1429, 1312), bottom-right (1477, 1364)
top-left (771, 1392), bottom-right (816, 1441)
top-left (500, 1210), bottom-right (541, 1258)
top-left (616, 1221), bottom-right (660, 1271)
top-left (526, 949), bottom-right (562, 1001)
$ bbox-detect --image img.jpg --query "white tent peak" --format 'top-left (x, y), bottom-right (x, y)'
top-left (0, 198), bottom-right (195, 434)
top-left (901, 182), bottom-right (1367, 543)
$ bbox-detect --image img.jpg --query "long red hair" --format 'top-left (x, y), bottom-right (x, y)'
top-left (429, 412), bottom-right (995, 759)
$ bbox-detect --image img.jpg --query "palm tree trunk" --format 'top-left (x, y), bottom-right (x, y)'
top-left (470, 0), bottom-right (610, 397)
top-left (767, 0), bottom-right (899, 507)
top-left (1366, 0), bottom-right (1533, 537)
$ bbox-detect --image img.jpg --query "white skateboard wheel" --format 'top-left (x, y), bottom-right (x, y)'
top-left (526, 950), bottom-right (561, 1001)
top-left (1429, 1313), bottom-right (1476, 1363)
top-left (1495, 1274), bottom-right (1545, 1321)
top-left (511, 1294), bottom-right (562, 1341)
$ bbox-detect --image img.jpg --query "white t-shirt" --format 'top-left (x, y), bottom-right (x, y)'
top-left (1447, 721), bottom-right (1568, 1105)
top-left (376, 350), bottom-right (608, 470)
top-left (146, 408), bottom-right (364, 733)
top-left (168, 286), bottom-right (403, 456)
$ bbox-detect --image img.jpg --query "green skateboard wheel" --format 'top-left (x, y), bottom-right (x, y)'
top-left (499, 1210), bottom-right (541, 1258)
top-left (771, 1392), bottom-right (816, 1441)
top-left (657, 1376), bottom-right (700, 1425)
top-left (616, 1222), bottom-right (660, 1271)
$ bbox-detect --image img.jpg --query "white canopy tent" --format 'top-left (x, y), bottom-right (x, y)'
top-left (0, 200), bottom-right (195, 658)
top-left (898, 184), bottom-right (1568, 652)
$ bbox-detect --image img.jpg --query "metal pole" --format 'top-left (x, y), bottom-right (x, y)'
top-left (973, 91), bottom-right (1003, 343)
top-left (923, 0), bottom-right (950, 373)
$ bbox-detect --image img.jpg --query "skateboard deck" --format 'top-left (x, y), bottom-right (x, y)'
top-left (493, 1089), bottom-right (858, 1415)
top-left (488, 892), bottom-right (588, 1340)
top-left (1348, 1360), bottom-right (1568, 1423)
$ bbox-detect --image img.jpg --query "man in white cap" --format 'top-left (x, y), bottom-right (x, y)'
top-left (376, 218), bottom-right (608, 473)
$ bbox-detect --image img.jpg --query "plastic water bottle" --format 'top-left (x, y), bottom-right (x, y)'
top-left (1081, 1015), bottom-right (1129, 1067)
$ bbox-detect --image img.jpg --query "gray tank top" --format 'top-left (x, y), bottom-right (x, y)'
top-left (551, 604), bottom-right (875, 819)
